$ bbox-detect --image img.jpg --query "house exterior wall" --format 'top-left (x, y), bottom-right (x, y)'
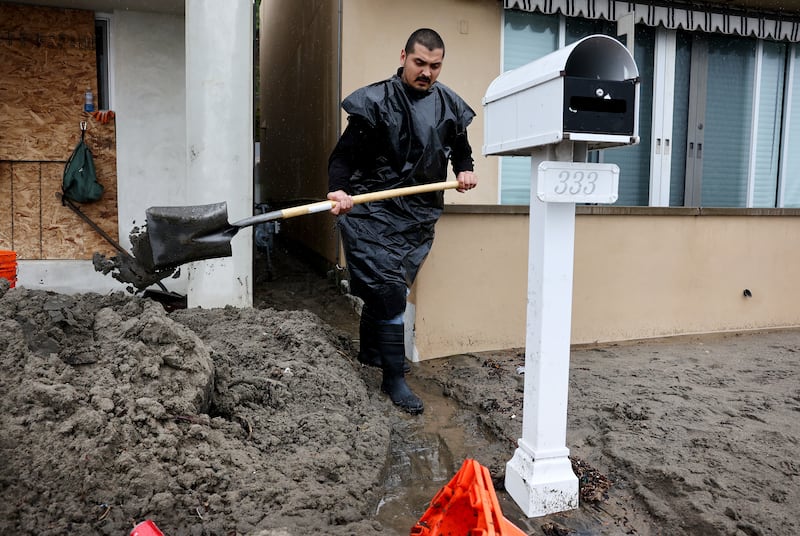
top-left (0, 3), bottom-right (126, 293)
top-left (21, 8), bottom-right (191, 295)
top-left (0, 5), bottom-right (186, 293)
top-left (415, 209), bottom-right (800, 358)
top-left (182, 0), bottom-right (254, 308)
top-left (0, 6), bottom-right (118, 256)
top-left (10, 2), bottom-right (252, 301)
top-left (258, 0), bottom-right (800, 358)
top-left (113, 10), bottom-right (187, 255)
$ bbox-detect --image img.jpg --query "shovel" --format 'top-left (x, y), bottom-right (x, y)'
top-left (145, 180), bottom-right (460, 269)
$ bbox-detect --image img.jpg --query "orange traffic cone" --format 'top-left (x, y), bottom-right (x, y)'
top-left (411, 458), bottom-right (527, 536)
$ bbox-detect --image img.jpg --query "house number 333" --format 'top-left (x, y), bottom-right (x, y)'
top-left (553, 170), bottom-right (599, 195)
top-left (537, 162), bottom-right (619, 204)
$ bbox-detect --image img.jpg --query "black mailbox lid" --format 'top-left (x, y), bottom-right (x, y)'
top-left (562, 77), bottom-right (636, 136)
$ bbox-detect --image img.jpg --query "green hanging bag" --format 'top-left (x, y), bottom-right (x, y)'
top-left (62, 124), bottom-right (103, 203)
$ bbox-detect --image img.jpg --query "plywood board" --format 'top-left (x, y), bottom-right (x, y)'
top-left (42, 162), bottom-right (74, 256)
top-left (42, 159), bottom-right (116, 259)
top-left (12, 163), bottom-right (42, 259)
top-left (0, 4), bottom-right (97, 162)
top-left (1, 4), bottom-right (119, 261)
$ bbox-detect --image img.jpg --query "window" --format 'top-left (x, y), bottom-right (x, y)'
top-left (676, 33), bottom-right (792, 207)
top-left (781, 45), bottom-right (800, 207)
top-left (500, 10), bottom-right (559, 204)
top-left (501, 8), bottom-right (800, 208)
top-left (566, 19), bottom-right (655, 206)
top-left (500, 11), bottom-right (654, 206)
top-left (95, 16), bottom-right (111, 110)
top-left (753, 40), bottom-right (787, 207)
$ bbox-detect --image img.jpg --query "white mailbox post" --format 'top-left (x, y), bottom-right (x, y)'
top-left (482, 35), bottom-right (639, 517)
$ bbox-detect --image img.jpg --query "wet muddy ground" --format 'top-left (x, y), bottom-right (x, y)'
top-left (1, 244), bottom-right (798, 535)
top-left (257, 245), bottom-right (800, 536)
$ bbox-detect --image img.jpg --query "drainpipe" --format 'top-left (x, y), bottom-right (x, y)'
top-left (334, 0), bottom-right (345, 279)
top-left (337, 0), bottom-right (343, 132)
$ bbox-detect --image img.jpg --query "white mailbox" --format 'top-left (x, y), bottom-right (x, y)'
top-left (483, 34), bottom-right (640, 156)
top-left (483, 35), bottom-right (641, 520)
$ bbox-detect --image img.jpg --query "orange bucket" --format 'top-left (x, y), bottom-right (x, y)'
top-left (0, 250), bottom-right (16, 288)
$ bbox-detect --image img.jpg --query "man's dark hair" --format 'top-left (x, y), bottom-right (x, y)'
top-left (405, 28), bottom-right (445, 57)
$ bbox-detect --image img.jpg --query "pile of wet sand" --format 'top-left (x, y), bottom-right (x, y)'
top-left (2, 252), bottom-right (800, 536)
top-left (0, 281), bottom-right (392, 535)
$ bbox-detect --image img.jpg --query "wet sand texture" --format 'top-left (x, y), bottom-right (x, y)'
top-left (1, 267), bottom-right (799, 535)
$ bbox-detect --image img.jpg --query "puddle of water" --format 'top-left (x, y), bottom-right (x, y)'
top-left (356, 367), bottom-right (623, 535)
top-left (374, 375), bottom-right (511, 534)
top-left (373, 390), bottom-right (456, 531)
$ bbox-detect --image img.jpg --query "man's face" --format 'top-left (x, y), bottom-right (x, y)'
top-left (400, 43), bottom-right (444, 91)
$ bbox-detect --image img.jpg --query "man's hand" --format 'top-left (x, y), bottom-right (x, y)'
top-left (456, 171), bottom-right (477, 193)
top-left (327, 190), bottom-right (353, 215)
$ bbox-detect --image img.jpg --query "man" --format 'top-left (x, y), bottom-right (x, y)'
top-left (327, 28), bottom-right (477, 415)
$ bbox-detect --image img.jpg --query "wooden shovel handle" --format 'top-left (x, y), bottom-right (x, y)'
top-left (246, 180), bottom-right (461, 225)
top-left (351, 180), bottom-right (460, 204)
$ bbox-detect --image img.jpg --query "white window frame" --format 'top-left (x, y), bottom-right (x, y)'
top-left (501, 9), bottom-right (798, 209)
top-left (778, 43), bottom-right (798, 208)
top-left (648, 28), bottom-right (676, 206)
top-left (746, 40), bottom-right (764, 208)
top-left (95, 12), bottom-right (114, 111)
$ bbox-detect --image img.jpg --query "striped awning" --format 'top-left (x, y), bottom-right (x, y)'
top-left (504, 0), bottom-right (800, 41)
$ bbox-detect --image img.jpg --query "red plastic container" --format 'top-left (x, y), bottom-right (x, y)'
top-left (0, 250), bottom-right (16, 288)
top-left (130, 520), bottom-right (164, 536)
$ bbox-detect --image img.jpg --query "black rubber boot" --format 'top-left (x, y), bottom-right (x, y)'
top-left (357, 312), bottom-right (411, 373)
top-left (357, 312), bottom-right (382, 367)
top-left (377, 323), bottom-right (423, 415)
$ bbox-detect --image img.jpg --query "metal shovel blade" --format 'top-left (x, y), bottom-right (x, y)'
top-left (144, 180), bottom-right (461, 270)
top-left (146, 202), bottom-right (236, 269)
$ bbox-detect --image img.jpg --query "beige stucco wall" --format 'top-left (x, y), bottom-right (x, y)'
top-left (413, 210), bottom-right (529, 355)
top-left (414, 210), bottom-right (800, 359)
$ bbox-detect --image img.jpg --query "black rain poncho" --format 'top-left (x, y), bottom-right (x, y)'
top-left (328, 70), bottom-right (475, 320)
